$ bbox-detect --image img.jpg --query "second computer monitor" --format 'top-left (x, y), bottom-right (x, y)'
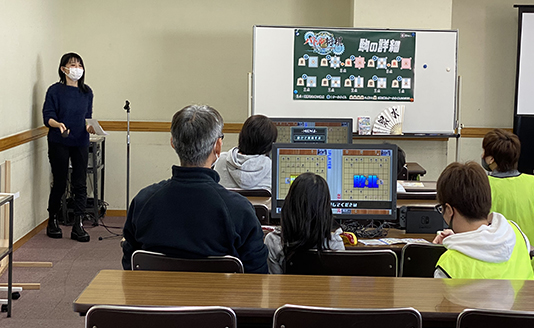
top-left (271, 143), bottom-right (398, 222)
top-left (270, 117), bottom-right (353, 144)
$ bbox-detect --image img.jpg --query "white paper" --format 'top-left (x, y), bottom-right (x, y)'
top-left (86, 119), bottom-right (108, 135)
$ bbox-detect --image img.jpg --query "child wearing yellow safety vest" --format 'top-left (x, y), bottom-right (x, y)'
top-left (432, 162), bottom-right (534, 280)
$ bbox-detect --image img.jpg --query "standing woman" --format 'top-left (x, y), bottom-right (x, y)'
top-left (43, 53), bottom-right (95, 242)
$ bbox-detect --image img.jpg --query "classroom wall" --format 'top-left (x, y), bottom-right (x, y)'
top-left (1, 0), bottom-right (531, 241)
top-left (0, 0), bottom-right (64, 240)
top-left (351, 0), bottom-right (454, 181)
top-left (452, 0), bottom-right (534, 165)
top-left (59, 0), bottom-right (354, 210)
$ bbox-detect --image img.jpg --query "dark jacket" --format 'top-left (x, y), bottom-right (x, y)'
top-left (42, 82), bottom-right (93, 147)
top-left (122, 165), bottom-right (268, 273)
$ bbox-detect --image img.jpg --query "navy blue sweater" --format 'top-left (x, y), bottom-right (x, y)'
top-left (122, 166), bottom-right (269, 273)
top-left (43, 82), bottom-right (93, 147)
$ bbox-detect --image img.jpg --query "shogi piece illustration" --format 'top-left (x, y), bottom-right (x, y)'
top-left (308, 56), bottom-right (318, 68)
top-left (367, 79), bottom-right (375, 88)
top-left (345, 59), bottom-right (352, 67)
top-left (298, 58), bottom-right (306, 66)
top-left (344, 79), bottom-right (352, 87)
top-left (401, 78), bottom-right (411, 89)
top-left (331, 77), bottom-right (341, 88)
top-left (391, 80), bottom-right (399, 88)
top-left (377, 57), bottom-right (387, 69)
top-left (367, 59), bottom-right (375, 67)
top-left (321, 58), bottom-right (329, 66)
top-left (355, 76), bottom-right (364, 88)
top-left (391, 60), bottom-right (398, 68)
top-left (306, 76), bottom-right (317, 87)
top-left (354, 56), bottom-right (365, 69)
top-left (377, 78), bottom-right (387, 89)
top-left (297, 78), bottom-right (305, 86)
top-left (321, 78), bottom-right (329, 86)
top-left (401, 57), bottom-right (412, 70)
top-left (330, 56), bottom-right (341, 69)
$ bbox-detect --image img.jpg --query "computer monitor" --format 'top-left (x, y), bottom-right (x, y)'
top-left (270, 117), bottom-right (353, 144)
top-left (271, 143), bottom-right (398, 221)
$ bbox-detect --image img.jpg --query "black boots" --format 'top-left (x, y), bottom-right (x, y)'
top-left (46, 213), bottom-right (62, 238)
top-left (71, 214), bottom-right (90, 242)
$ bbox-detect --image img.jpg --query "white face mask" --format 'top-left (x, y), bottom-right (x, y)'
top-left (65, 67), bottom-right (84, 81)
top-left (211, 153), bottom-right (220, 170)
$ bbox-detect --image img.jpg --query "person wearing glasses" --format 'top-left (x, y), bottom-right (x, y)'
top-left (121, 105), bottom-right (268, 273)
top-left (432, 162), bottom-right (533, 279)
top-left (481, 129), bottom-right (534, 268)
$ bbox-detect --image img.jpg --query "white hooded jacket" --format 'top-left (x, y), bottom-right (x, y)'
top-left (434, 212), bottom-right (530, 278)
top-left (214, 147), bottom-right (272, 191)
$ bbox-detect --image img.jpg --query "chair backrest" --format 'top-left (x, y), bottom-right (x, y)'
top-left (227, 187), bottom-right (272, 197)
top-left (274, 304), bottom-right (422, 328)
top-left (457, 309), bottom-right (534, 328)
top-left (131, 250), bottom-right (244, 273)
top-left (254, 204), bottom-right (270, 225)
top-left (400, 243), bottom-right (447, 277)
top-left (285, 249), bottom-right (398, 277)
top-left (86, 305), bottom-right (236, 328)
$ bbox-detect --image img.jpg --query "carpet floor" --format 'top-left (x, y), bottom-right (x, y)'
top-left (0, 216), bottom-right (125, 328)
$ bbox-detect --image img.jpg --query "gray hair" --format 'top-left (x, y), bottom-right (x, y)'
top-left (171, 104), bottom-right (224, 166)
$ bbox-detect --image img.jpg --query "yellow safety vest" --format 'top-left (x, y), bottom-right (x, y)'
top-left (489, 174), bottom-right (534, 269)
top-left (436, 221), bottom-right (534, 280)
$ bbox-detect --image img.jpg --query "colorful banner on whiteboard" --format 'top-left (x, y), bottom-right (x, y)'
top-left (293, 29), bottom-right (416, 101)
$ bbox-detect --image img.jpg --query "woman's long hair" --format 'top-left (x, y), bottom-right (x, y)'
top-left (58, 52), bottom-right (89, 93)
top-left (281, 172), bottom-right (334, 263)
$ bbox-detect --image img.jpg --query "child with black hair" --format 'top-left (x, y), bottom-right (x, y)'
top-left (264, 172), bottom-right (344, 274)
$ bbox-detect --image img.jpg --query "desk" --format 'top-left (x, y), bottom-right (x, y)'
top-left (61, 137), bottom-right (106, 226)
top-left (249, 196), bottom-right (438, 226)
top-left (74, 270), bottom-right (534, 327)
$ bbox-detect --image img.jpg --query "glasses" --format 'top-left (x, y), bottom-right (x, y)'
top-left (435, 204), bottom-right (444, 214)
top-left (219, 134), bottom-right (224, 140)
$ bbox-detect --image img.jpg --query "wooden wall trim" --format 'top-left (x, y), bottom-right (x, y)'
top-left (99, 121), bottom-right (244, 134)
top-left (460, 127), bottom-right (513, 138)
top-left (0, 124), bottom-right (515, 153)
top-left (0, 126), bottom-right (48, 153)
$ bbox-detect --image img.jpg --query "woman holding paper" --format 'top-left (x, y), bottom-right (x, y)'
top-left (42, 52), bottom-right (94, 242)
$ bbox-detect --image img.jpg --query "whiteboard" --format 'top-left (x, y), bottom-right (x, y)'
top-left (517, 12), bottom-right (534, 115)
top-left (252, 26), bottom-right (458, 134)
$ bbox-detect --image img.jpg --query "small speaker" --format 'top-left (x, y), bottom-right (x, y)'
top-left (406, 207), bottom-right (447, 234)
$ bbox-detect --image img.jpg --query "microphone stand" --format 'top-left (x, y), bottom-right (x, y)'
top-left (124, 100), bottom-right (131, 215)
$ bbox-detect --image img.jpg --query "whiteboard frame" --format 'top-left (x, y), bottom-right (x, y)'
top-left (252, 25), bottom-right (458, 134)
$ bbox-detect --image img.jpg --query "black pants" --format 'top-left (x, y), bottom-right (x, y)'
top-left (47, 140), bottom-right (88, 216)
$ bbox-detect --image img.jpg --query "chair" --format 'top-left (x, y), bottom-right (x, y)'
top-left (400, 243), bottom-right (447, 277)
top-left (457, 309), bottom-right (534, 328)
top-left (228, 188), bottom-right (272, 224)
top-left (273, 304), bottom-right (422, 328)
top-left (85, 305), bottom-right (236, 328)
top-left (253, 203), bottom-right (270, 225)
top-left (285, 249), bottom-right (398, 277)
top-left (131, 250), bottom-right (244, 273)
top-left (227, 187), bottom-right (272, 197)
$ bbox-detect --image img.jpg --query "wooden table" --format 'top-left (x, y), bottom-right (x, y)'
top-left (73, 270), bottom-right (534, 327)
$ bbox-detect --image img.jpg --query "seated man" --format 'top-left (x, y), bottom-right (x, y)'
top-left (121, 105), bottom-right (268, 273)
top-left (433, 162), bottom-right (533, 279)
